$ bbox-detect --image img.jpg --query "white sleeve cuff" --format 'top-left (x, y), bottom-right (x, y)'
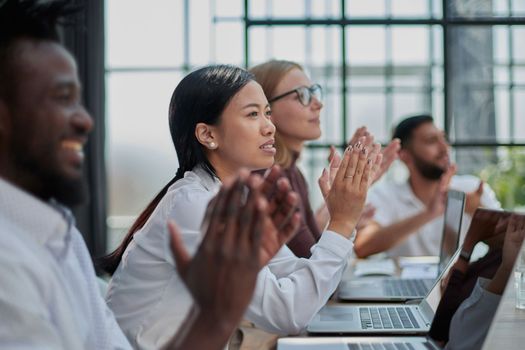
top-left (313, 230), bottom-right (353, 258)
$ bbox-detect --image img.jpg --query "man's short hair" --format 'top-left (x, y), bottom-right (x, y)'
top-left (0, 0), bottom-right (78, 101)
top-left (392, 114), bottom-right (434, 148)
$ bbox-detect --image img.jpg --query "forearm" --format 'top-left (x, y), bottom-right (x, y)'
top-left (164, 306), bottom-right (235, 350)
top-left (248, 232), bottom-right (351, 334)
top-left (353, 212), bottom-right (435, 258)
top-left (486, 265), bottom-right (513, 295)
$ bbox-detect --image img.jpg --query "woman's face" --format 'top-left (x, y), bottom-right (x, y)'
top-left (270, 68), bottom-right (323, 148)
top-left (210, 81), bottom-right (276, 174)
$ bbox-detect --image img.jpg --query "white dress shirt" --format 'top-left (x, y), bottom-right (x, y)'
top-left (367, 175), bottom-right (501, 257)
top-left (107, 166), bottom-right (353, 349)
top-left (0, 178), bottom-right (130, 350)
top-left (445, 278), bottom-right (501, 350)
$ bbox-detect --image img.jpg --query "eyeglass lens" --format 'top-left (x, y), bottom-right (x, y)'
top-left (298, 85), bottom-right (322, 106)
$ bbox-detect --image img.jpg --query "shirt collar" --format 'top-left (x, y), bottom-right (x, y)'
top-left (191, 165), bottom-right (222, 194)
top-left (398, 179), bottom-right (426, 209)
top-left (0, 177), bottom-right (71, 246)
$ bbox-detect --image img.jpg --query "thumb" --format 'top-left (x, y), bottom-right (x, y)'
top-left (328, 145), bottom-right (336, 163)
top-left (167, 220), bottom-right (190, 275)
top-left (318, 168), bottom-right (330, 198)
top-left (476, 181), bottom-right (484, 195)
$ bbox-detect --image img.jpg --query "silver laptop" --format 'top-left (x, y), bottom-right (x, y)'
top-left (279, 212), bottom-right (521, 350)
top-left (338, 190), bottom-right (465, 301)
top-left (278, 336), bottom-right (438, 350)
top-left (306, 248), bottom-right (460, 335)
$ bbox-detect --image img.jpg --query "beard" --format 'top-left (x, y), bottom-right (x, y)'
top-left (412, 153), bottom-right (446, 180)
top-left (10, 139), bottom-right (88, 207)
top-left (41, 170), bottom-right (88, 207)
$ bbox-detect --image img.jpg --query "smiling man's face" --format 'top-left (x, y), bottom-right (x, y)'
top-left (2, 39), bottom-right (93, 205)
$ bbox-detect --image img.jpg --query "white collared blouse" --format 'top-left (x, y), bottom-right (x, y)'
top-left (106, 167), bottom-right (354, 349)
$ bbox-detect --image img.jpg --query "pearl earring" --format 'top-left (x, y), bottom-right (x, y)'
top-left (209, 142), bottom-right (216, 149)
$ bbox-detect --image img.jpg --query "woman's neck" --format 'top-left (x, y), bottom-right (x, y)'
top-left (281, 136), bottom-right (304, 154)
top-left (206, 155), bottom-right (238, 183)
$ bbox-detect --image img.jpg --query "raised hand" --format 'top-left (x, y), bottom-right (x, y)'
top-left (347, 126), bottom-right (371, 147)
top-left (465, 181), bottom-right (484, 216)
top-left (320, 143), bottom-right (380, 238)
top-left (166, 172), bottom-right (268, 349)
top-left (501, 214), bottom-right (525, 271)
top-left (461, 208), bottom-right (510, 254)
top-left (356, 204), bottom-right (376, 231)
top-left (486, 213), bottom-right (525, 296)
top-left (320, 135), bottom-right (376, 199)
top-left (169, 174), bottom-right (264, 321)
top-left (372, 138), bottom-right (400, 184)
top-left (258, 165), bottom-right (302, 265)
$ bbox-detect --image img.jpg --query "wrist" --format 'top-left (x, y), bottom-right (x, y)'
top-left (461, 241), bottom-right (475, 255)
top-left (421, 209), bottom-right (439, 221)
top-left (190, 306), bottom-right (237, 339)
top-left (327, 219), bottom-right (357, 239)
top-left (459, 247), bottom-right (472, 262)
top-left (165, 306), bottom-right (234, 350)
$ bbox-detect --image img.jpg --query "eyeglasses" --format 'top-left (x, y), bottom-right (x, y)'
top-left (268, 84), bottom-right (323, 106)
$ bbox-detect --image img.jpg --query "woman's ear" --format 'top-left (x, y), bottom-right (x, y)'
top-left (195, 122), bottom-right (218, 150)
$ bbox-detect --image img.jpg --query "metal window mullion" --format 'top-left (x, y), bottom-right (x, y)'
top-left (341, 0), bottom-right (347, 148)
top-left (509, 23), bottom-right (516, 140)
top-left (243, 0), bottom-right (249, 68)
top-left (183, 0), bottom-right (190, 73)
top-left (442, 0), bottom-right (450, 138)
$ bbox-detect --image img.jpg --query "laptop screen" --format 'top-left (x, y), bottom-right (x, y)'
top-left (425, 248), bottom-right (461, 313)
top-left (438, 190), bottom-right (465, 275)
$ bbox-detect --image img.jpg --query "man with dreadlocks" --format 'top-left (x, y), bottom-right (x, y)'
top-left (0, 1), bottom-right (291, 349)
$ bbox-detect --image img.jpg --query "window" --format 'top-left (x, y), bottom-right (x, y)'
top-left (105, 0), bottom-right (525, 251)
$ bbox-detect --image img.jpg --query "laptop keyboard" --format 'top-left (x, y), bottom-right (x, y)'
top-left (382, 279), bottom-right (431, 297)
top-left (359, 307), bottom-right (420, 329)
top-left (347, 342), bottom-right (434, 350)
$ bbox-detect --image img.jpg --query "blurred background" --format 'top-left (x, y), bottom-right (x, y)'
top-left (73, 0), bottom-right (525, 257)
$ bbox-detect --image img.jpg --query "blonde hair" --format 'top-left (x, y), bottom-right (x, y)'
top-left (250, 60), bottom-right (304, 168)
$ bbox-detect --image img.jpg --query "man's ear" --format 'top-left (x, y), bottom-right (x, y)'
top-left (195, 122), bottom-right (218, 150)
top-left (398, 148), bottom-right (411, 164)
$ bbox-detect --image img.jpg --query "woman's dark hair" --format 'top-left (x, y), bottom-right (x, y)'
top-left (100, 65), bottom-right (255, 274)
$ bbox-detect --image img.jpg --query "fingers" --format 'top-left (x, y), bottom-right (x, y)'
top-left (477, 181), bottom-right (484, 195)
top-left (168, 220), bottom-right (190, 276)
top-left (237, 178), bottom-right (259, 246)
top-left (204, 184), bottom-right (229, 243)
top-left (334, 146), bottom-right (353, 184)
top-left (273, 191), bottom-right (299, 231)
top-left (348, 126), bottom-right (367, 146)
top-left (360, 158), bottom-right (374, 192)
top-left (440, 163), bottom-right (457, 191)
top-left (343, 145), bottom-right (360, 180)
top-left (260, 165), bottom-right (282, 200)
top-left (367, 142), bottom-right (382, 182)
top-left (279, 212), bottom-right (301, 244)
top-left (220, 178), bottom-right (245, 254)
top-left (506, 214), bottom-right (525, 245)
top-left (352, 146), bottom-right (368, 186)
top-left (328, 145), bottom-right (336, 163)
top-left (329, 149), bottom-right (342, 186)
top-left (318, 168), bottom-right (330, 198)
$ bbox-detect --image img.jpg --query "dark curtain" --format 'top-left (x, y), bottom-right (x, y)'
top-left (61, 0), bottom-right (107, 262)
